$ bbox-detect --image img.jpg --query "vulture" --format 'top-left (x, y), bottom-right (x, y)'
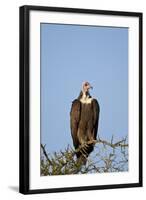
top-left (70, 81), bottom-right (100, 164)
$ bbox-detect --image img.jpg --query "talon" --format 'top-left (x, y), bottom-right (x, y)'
top-left (83, 145), bottom-right (88, 151)
top-left (85, 143), bottom-right (89, 148)
top-left (82, 147), bottom-right (87, 155)
top-left (80, 149), bottom-right (87, 158)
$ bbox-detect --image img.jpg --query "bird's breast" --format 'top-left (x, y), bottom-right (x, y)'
top-left (80, 97), bottom-right (93, 104)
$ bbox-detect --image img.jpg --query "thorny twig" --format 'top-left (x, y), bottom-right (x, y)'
top-left (41, 136), bottom-right (128, 175)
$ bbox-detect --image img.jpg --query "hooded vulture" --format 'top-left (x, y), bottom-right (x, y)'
top-left (70, 81), bottom-right (100, 163)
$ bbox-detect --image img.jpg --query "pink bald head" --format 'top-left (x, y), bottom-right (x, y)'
top-left (82, 81), bottom-right (93, 93)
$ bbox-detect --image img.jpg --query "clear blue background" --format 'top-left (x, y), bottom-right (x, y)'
top-left (40, 23), bottom-right (128, 154)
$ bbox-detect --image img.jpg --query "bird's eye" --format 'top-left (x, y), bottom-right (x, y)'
top-left (84, 83), bottom-right (88, 86)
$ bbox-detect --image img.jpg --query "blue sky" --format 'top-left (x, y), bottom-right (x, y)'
top-left (40, 23), bottom-right (128, 154)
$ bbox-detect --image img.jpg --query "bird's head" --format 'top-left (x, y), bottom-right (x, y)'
top-left (82, 81), bottom-right (93, 93)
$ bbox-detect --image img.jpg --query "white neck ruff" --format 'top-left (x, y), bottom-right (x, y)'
top-left (80, 92), bottom-right (93, 104)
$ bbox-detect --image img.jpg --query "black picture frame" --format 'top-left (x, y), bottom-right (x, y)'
top-left (19, 5), bottom-right (143, 194)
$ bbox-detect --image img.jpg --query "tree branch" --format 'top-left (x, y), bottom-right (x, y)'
top-left (75, 138), bottom-right (128, 154)
top-left (41, 144), bottom-right (53, 165)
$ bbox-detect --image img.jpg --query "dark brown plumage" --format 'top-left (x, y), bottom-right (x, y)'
top-left (70, 82), bottom-right (100, 163)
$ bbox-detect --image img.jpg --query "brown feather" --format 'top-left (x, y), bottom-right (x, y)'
top-left (70, 96), bottom-right (100, 162)
top-left (70, 100), bottom-right (81, 149)
top-left (92, 99), bottom-right (100, 140)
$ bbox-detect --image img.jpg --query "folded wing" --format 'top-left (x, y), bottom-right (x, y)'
top-left (70, 100), bottom-right (81, 149)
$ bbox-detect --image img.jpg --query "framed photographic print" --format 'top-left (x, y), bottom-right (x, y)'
top-left (19, 5), bottom-right (143, 194)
